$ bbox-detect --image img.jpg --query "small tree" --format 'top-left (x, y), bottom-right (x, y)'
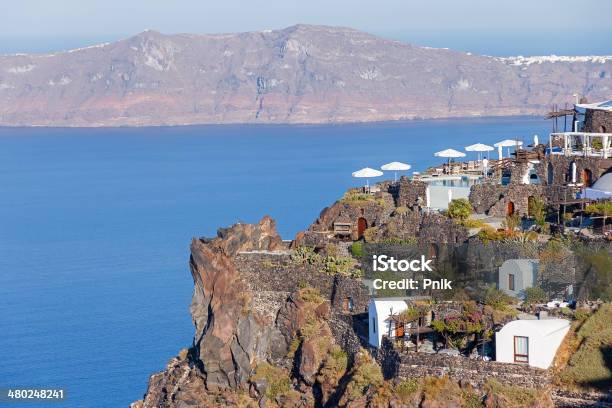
top-left (503, 213), bottom-right (521, 232)
top-left (523, 286), bottom-right (548, 305)
top-left (528, 196), bottom-right (547, 226)
top-left (447, 198), bottom-right (472, 221)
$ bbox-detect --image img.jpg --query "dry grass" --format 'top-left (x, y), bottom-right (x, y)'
top-left (557, 303), bottom-right (612, 391)
top-left (484, 379), bottom-right (548, 408)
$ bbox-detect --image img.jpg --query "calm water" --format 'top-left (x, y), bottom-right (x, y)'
top-left (0, 117), bottom-right (549, 407)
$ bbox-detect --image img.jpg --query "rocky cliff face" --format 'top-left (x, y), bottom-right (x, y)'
top-left (1, 24), bottom-right (611, 127)
top-left (136, 216), bottom-right (369, 407)
top-left (188, 216), bottom-right (284, 391)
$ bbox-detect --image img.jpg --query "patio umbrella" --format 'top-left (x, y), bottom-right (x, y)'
top-left (352, 167), bottom-right (383, 189)
top-left (465, 143), bottom-right (494, 161)
top-left (494, 139), bottom-right (523, 159)
top-left (434, 148), bottom-right (466, 166)
top-left (381, 161), bottom-right (411, 182)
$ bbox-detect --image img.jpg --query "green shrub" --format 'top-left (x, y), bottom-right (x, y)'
top-left (585, 202), bottom-right (612, 215)
top-left (592, 137), bottom-right (604, 150)
top-left (251, 363), bottom-right (291, 401)
top-left (322, 255), bottom-right (361, 277)
top-left (574, 309), bottom-right (590, 321)
top-left (345, 351), bottom-right (384, 399)
top-left (447, 198), bottom-right (473, 221)
top-left (394, 206), bottom-right (409, 215)
top-left (477, 225), bottom-right (505, 242)
top-left (528, 196), bottom-right (547, 226)
top-left (340, 190), bottom-right (387, 207)
top-left (503, 213), bottom-right (521, 232)
top-left (483, 286), bottom-right (515, 311)
top-left (462, 389), bottom-right (485, 408)
top-left (523, 286), bottom-right (548, 305)
top-left (460, 218), bottom-right (487, 228)
top-left (378, 236), bottom-right (418, 245)
top-left (287, 338), bottom-right (300, 358)
top-left (291, 246), bottom-right (321, 265)
top-left (395, 379), bottom-right (420, 402)
top-left (363, 226), bottom-right (379, 243)
top-left (350, 242), bottom-right (364, 258)
top-left (316, 345), bottom-right (348, 387)
top-left (298, 286), bottom-right (324, 304)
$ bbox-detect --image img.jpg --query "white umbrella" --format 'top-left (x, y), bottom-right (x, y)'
top-left (381, 161), bottom-right (411, 182)
top-left (434, 148), bottom-right (466, 166)
top-left (465, 143), bottom-right (494, 161)
top-left (494, 139), bottom-right (523, 158)
top-left (352, 167), bottom-right (383, 190)
top-left (494, 139), bottom-right (524, 148)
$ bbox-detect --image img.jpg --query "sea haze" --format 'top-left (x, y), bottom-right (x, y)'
top-left (0, 117), bottom-right (550, 407)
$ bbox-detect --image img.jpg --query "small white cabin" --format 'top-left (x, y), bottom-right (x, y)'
top-left (368, 298), bottom-right (408, 348)
top-left (498, 259), bottom-right (539, 298)
top-left (495, 319), bottom-right (570, 369)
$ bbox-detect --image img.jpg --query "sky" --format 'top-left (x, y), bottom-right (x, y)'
top-left (1, 0), bottom-right (612, 56)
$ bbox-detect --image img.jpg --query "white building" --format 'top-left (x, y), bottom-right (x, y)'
top-left (495, 319), bottom-right (570, 369)
top-left (498, 259), bottom-right (539, 298)
top-left (368, 298), bottom-right (408, 348)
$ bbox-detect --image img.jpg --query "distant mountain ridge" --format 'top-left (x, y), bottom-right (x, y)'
top-left (0, 24), bottom-right (611, 127)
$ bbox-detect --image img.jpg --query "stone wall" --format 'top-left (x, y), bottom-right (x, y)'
top-left (396, 177), bottom-right (427, 208)
top-left (469, 182), bottom-right (579, 217)
top-left (375, 339), bottom-right (551, 389)
top-left (330, 314), bottom-right (368, 358)
top-left (536, 155), bottom-right (605, 186)
top-left (235, 252), bottom-right (371, 315)
top-left (584, 108), bottom-right (612, 133)
top-left (469, 151), bottom-right (610, 217)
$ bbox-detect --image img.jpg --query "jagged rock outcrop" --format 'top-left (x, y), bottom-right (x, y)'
top-left (189, 216), bottom-right (285, 391)
top-left (2, 25), bottom-right (612, 127)
top-left (137, 216), bottom-right (366, 407)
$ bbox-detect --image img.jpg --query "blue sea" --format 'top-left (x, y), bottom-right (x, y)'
top-left (0, 117), bottom-right (550, 407)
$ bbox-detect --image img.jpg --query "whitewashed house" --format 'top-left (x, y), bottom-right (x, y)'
top-left (495, 319), bottom-right (570, 369)
top-left (498, 259), bottom-right (539, 298)
top-left (368, 298), bottom-right (408, 348)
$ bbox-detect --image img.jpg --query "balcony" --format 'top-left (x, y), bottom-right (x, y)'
top-left (548, 132), bottom-right (612, 158)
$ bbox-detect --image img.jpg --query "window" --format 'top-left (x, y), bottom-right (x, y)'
top-left (372, 317), bottom-right (376, 333)
top-left (514, 336), bottom-right (529, 363)
top-left (509, 274), bottom-right (515, 291)
top-left (343, 297), bottom-right (354, 313)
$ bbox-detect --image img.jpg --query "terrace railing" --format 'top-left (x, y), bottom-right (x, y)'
top-left (548, 132), bottom-right (612, 158)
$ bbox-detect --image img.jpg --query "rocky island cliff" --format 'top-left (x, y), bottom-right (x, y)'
top-left (132, 176), bottom-right (612, 407)
top-left (1, 24), bottom-right (612, 127)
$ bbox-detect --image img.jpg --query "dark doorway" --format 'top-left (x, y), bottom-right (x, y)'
top-left (547, 162), bottom-right (554, 185)
top-left (357, 217), bottom-right (367, 239)
top-left (507, 201), bottom-right (515, 216)
top-left (582, 168), bottom-right (592, 187)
